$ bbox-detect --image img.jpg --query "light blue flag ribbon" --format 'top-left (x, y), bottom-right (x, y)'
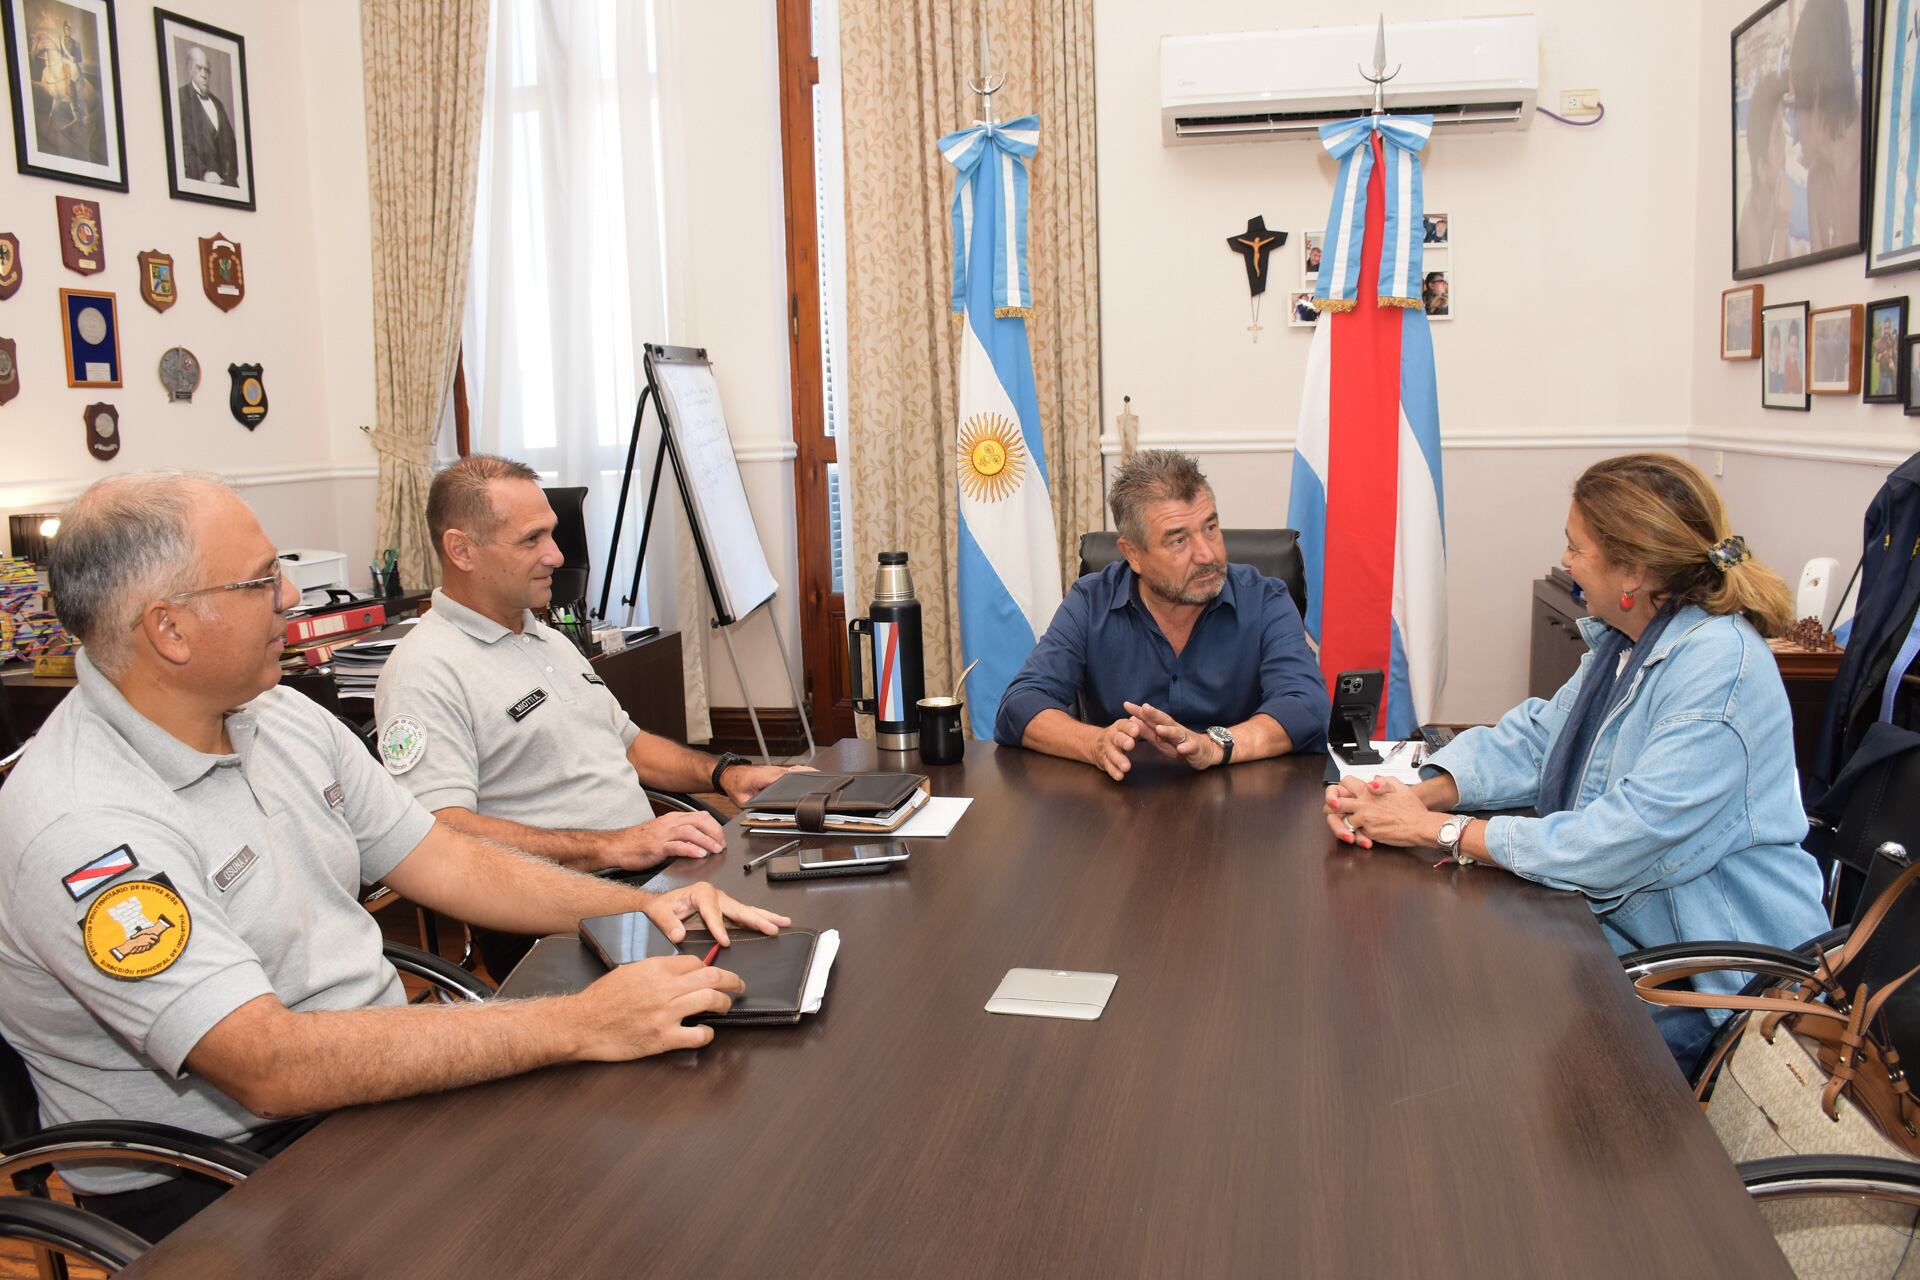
top-left (938, 116), bottom-right (1039, 316)
top-left (1312, 114), bottom-right (1434, 310)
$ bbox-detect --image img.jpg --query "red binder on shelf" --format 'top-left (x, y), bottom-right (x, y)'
top-left (285, 603), bottom-right (385, 645)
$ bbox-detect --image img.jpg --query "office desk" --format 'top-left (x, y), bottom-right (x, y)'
top-left (120, 741), bottom-right (1789, 1278)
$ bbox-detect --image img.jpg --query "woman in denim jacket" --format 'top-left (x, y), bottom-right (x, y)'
top-left (1324, 453), bottom-right (1829, 1073)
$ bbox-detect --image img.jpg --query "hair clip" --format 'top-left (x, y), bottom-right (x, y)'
top-left (1707, 535), bottom-right (1749, 572)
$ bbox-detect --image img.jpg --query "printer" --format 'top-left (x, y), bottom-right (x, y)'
top-left (277, 549), bottom-right (353, 610)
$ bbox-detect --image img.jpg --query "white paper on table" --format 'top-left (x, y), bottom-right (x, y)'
top-left (1329, 742), bottom-right (1426, 786)
top-left (800, 928), bottom-right (840, 1014)
top-left (745, 794), bottom-right (973, 839)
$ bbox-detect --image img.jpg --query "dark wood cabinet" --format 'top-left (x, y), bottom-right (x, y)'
top-left (589, 629), bottom-right (686, 743)
top-left (1530, 572), bottom-right (1588, 700)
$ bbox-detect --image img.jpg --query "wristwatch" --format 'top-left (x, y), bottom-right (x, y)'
top-left (709, 751), bottom-right (752, 794)
top-left (1206, 725), bottom-right (1235, 766)
top-left (1436, 815), bottom-right (1475, 865)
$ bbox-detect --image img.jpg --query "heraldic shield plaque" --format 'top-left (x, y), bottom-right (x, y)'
top-left (229, 363), bottom-right (267, 428)
top-left (138, 250), bottom-right (177, 313)
top-left (57, 197), bottom-right (104, 275)
top-left (0, 233), bottom-right (20, 300)
top-left (0, 337), bottom-right (18, 406)
top-left (84, 403), bottom-right (120, 460)
top-left (200, 235), bottom-right (244, 311)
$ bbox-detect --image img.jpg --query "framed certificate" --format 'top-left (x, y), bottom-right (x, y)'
top-left (59, 286), bottom-right (119, 387)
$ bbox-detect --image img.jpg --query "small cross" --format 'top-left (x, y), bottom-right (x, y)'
top-left (1247, 320), bottom-right (1263, 343)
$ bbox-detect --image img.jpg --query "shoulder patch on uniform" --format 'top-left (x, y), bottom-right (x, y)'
top-left (379, 715), bottom-right (427, 774)
top-left (62, 845), bottom-right (139, 901)
top-left (324, 780), bottom-right (345, 808)
top-left (81, 873), bottom-right (191, 981)
top-left (506, 688), bottom-right (548, 722)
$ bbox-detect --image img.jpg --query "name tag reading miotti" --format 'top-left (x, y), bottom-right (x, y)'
top-left (507, 688), bottom-right (548, 722)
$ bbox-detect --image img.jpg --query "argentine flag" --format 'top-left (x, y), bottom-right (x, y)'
top-left (939, 115), bottom-right (1061, 738)
top-left (1287, 116), bottom-right (1448, 739)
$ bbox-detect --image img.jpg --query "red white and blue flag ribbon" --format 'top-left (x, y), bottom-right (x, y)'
top-left (1289, 116), bottom-right (1447, 738)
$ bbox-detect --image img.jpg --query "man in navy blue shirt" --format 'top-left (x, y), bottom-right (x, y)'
top-left (994, 450), bottom-right (1329, 780)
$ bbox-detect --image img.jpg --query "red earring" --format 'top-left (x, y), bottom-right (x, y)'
top-left (1620, 592), bottom-right (1636, 610)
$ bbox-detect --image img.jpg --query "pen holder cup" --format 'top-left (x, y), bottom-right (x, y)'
top-left (916, 697), bottom-right (966, 766)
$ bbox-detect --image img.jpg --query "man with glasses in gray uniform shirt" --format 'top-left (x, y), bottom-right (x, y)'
top-left (0, 472), bottom-right (787, 1244)
top-left (374, 456), bottom-right (803, 975)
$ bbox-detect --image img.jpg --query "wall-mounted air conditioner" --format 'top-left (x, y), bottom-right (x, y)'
top-left (1161, 15), bottom-right (1539, 146)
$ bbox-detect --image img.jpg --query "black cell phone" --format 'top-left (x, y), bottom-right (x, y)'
top-left (578, 910), bottom-right (681, 968)
top-left (1328, 668), bottom-right (1385, 764)
top-left (767, 841), bottom-right (910, 881)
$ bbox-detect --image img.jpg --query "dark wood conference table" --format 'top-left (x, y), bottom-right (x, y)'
top-left (121, 739), bottom-right (1790, 1278)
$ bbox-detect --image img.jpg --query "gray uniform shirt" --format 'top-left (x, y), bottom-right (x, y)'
top-left (373, 590), bottom-right (653, 832)
top-left (0, 655), bottom-right (434, 1192)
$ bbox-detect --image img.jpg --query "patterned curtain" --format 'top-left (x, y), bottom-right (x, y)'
top-left (839, 0), bottom-right (1102, 723)
top-left (361, 0), bottom-right (489, 592)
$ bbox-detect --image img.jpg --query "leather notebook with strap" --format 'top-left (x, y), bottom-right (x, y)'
top-left (742, 770), bottom-right (929, 833)
top-left (674, 929), bottom-right (819, 1026)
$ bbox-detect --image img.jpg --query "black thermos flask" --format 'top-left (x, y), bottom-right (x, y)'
top-left (848, 551), bottom-right (925, 751)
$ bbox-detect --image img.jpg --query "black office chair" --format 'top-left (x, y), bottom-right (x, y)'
top-left (1076, 528), bottom-right (1309, 619)
top-left (0, 676), bottom-right (28, 787)
top-left (0, 940), bottom-right (484, 1273)
top-left (0, 1197), bottom-right (149, 1272)
top-left (544, 486), bottom-right (592, 616)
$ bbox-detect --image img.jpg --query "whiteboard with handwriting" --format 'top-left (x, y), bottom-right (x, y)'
top-left (649, 354), bottom-right (779, 622)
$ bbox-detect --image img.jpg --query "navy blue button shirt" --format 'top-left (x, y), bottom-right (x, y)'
top-left (994, 560), bottom-right (1330, 753)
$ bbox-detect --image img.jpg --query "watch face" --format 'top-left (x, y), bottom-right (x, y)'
top-left (1208, 726), bottom-right (1233, 747)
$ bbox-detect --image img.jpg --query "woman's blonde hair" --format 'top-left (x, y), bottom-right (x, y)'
top-left (1572, 453), bottom-right (1793, 637)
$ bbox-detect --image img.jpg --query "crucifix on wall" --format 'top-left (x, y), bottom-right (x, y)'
top-left (1226, 215), bottom-right (1285, 343)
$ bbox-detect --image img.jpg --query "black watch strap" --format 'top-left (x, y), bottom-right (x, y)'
top-left (709, 752), bottom-right (751, 793)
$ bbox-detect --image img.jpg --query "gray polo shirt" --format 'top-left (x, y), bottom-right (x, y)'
top-left (0, 654), bottom-right (434, 1193)
top-left (373, 590), bottom-right (653, 833)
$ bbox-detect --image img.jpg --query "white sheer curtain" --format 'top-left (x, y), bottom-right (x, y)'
top-left (464, 0), bottom-right (710, 739)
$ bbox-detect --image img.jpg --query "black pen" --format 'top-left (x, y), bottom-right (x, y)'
top-left (743, 839), bottom-right (801, 874)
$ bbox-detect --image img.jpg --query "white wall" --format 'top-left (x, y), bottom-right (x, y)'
top-left (0, 0), bottom-right (377, 573)
top-left (1096, 0), bottom-right (1705, 721)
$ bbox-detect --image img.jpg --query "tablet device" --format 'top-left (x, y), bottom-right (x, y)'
top-left (985, 968), bottom-right (1118, 1020)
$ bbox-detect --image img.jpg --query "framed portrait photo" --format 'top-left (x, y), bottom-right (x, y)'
top-left (1865, 295), bottom-right (1908, 402)
top-left (1760, 300), bottom-right (1811, 409)
top-left (1300, 231), bottom-right (1323, 287)
top-left (1731, 0), bottom-right (1869, 278)
top-left (1721, 284), bottom-right (1764, 359)
top-left (1905, 336), bottom-right (1920, 415)
top-left (154, 8), bottom-right (254, 210)
top-left (58, 285), bottom-right (118, 387)
top-left (1810, 304), bottom-right (1864, 393)
top-left (1421, 268), bottom-right (1451, 321)
top-left (1287, 291), bottom-right (1318, 328)
top-left (1422, 211), bottom-right (1450, 246)
top-left (0, 0), bottom-right (128, 191)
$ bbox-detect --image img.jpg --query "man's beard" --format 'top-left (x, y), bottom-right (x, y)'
top-left (1145, 564), bottom-right (1224, 606)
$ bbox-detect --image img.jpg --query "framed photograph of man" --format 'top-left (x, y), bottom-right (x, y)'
top-left (1421, 268), bottom-right (1451, 320)
top-left (1905, 336), bottom-right (1920, 415)
top-left (1288, 291), bottom-right (1318, 328)
top-left (1422, 212), bottom-right (1450, 246)
top-left (1864, 295), bottom-right (1908, 403)
top-left (1300, 231), bottom-right (1324, 287)
top-left (1809, 303), bottom-right (1863, 393)
top-left (1731, 0), bottom-right (1869, 279)
top-left (1721, 284), bottom-right (1764, 359)
top-left (1760, 300), bottom-right (1811, 409)
top-left (0, 0), bottom-right (127, 191)
top-left (153, 9), bottom-right (253, 210)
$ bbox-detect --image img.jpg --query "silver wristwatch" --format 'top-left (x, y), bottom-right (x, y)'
top-left (1436, 815), bottom-right (1474, 865)
top-left (1206, 725), bottom-right (1234, 766)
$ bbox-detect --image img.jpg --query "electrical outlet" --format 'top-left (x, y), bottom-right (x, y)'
top-left (1713, 450), bottom-right (1725, 477)
top-left (1559, 88), bottom-right (1601, 117)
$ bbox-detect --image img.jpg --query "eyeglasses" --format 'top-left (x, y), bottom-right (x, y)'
top-left (129, 568), bottom-right (288, 630)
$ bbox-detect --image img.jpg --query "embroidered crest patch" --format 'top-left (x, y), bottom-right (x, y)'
top-left (379, 715), bottom-right (426, 774)
top-left (81, 874), bottom-right (190, 980)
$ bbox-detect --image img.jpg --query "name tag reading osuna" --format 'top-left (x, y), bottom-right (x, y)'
top-left (213, 845), bottom-right (258, 893)
top-left (507, 689), bottom-right (548, 722)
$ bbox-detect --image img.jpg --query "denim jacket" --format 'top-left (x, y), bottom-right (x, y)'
top-left (1428, 605), bottom-right (1828, 998)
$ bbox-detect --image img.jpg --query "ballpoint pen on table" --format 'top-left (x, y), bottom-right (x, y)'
top-left (702, 941), bottom-right (723, 965)
top-left (743, 839), bottom-right (801, 874)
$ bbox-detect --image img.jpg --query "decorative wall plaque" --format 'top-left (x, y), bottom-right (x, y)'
top-left (199, 234), bottom-right (244, 310)
top-left (138, 250), bottom-right (178, 313)
top-left (84, 403), bottom-right (120, 460)
top-left (0, 234), bottom-right (20, 300)
top-left (228, 362), bottom-right (267, 427)
top-left (159, 347), bottom-right (200, 402)
top-left (0, 337), bottom-right (17, 406)
top-left (56, 197), bottom-right (104, 275)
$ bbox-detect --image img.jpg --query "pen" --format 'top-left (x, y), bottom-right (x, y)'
top-left (742, 838), bottom-right (801, 874)
top-left (1383, 740), bottom-right (1407, 764)
top-left (702, 941), bottom-right (722, 966)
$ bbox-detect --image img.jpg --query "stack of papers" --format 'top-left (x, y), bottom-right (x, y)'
top-left (800, 929), bottom-right (840, 1014)
top-left (742, 793), bottom-right (974, 838)
top-left (316, 618), bottom-right (420, 700)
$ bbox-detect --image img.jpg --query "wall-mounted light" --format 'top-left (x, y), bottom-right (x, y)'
top-left (7, 513), bottom-right (62, 567)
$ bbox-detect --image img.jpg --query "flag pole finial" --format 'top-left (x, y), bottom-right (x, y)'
top-left (1359, 14), bottom-right (1400, 116)
top-left (967, 8), bottom-right (1003, 126)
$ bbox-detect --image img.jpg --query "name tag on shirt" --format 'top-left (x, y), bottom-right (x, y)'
top-left (507, 688), bottom-right (548, 722)
top-left (212, 845), bottom-right (259, 893)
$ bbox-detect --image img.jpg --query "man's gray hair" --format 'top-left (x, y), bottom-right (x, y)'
top-left (1108, 449), bottom-right (1212, 546)
top-left (49, 470), bottom-right (229, 676)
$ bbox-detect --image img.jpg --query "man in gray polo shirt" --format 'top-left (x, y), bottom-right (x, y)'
top-left (374, 456), bottom-right (801, 972)
top-left (0, 472), bottom-right (787, 1243)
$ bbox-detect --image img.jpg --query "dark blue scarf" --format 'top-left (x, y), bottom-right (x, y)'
top-left (1536, 606), bottom-right (1677, 815)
